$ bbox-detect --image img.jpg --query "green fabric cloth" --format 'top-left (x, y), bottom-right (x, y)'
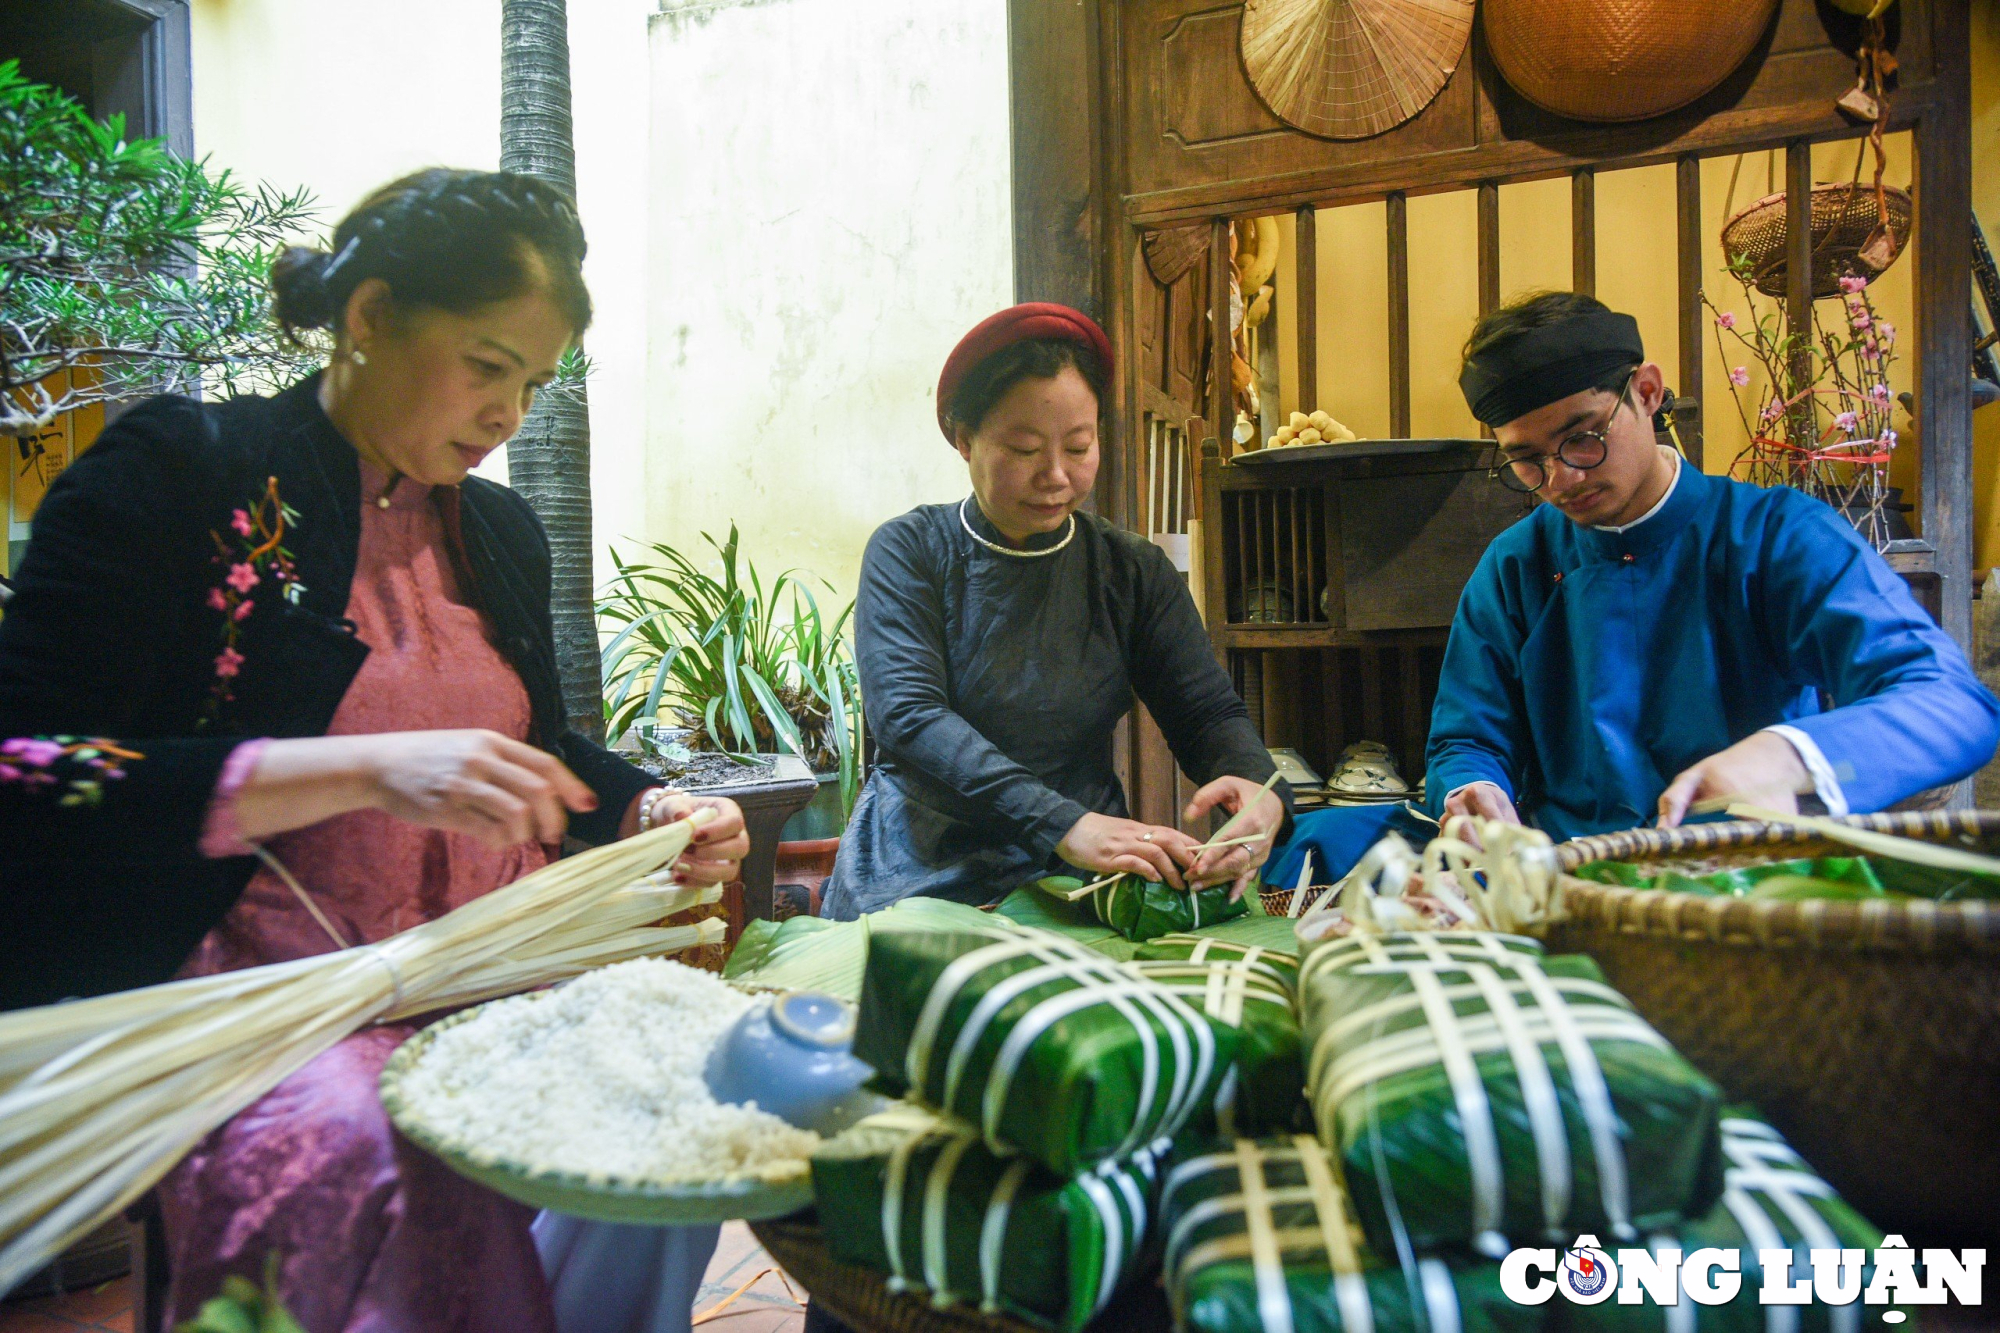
top-left (1299, 930), bottom-right (1724, 1255)
top-left (853, 922), bottom-right (1241, 1177)
top-left (1128, 936), bottom-right (1307, 1136)
top-left (813, 1107), bottom-right (1161, 1333)
top-left (1036, 874), bottom-right (1249, 943)
top-left (1162, 1136), bottom-right (1539, 1333)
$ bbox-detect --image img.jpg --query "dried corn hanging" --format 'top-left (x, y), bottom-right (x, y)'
top-left (0, 816), bottom-right (718, 1293)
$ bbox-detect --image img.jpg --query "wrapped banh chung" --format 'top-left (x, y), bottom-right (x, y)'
top-left (853, 923), bottom-right (1239, 1177)
top-left (1126, 935), bottom-right (1307, 1136)
top-left (1590, 1111), bottom-right (1914, 1332)
top-left (1164, 1136), bottom-right (1538, 1333)
top-left (1299, 931), bottom-right (1724, 1254)
top-left (814, 1104), bottom-right (1160, 1332)
top-left (1037, 872), bottom-right (1248, 942)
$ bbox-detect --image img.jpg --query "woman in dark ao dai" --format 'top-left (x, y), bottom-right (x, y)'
top-left (821, 304), bottom-right (1289, 919)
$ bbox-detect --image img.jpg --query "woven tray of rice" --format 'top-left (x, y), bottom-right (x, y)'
top-left (380, 958), bottom-right (821, 1224)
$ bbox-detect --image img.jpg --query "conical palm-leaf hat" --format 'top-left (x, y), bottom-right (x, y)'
top-left (1239, 0), bottom-right (1474, 141)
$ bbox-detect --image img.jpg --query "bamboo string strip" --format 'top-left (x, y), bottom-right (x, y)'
top-left (0, 815), bottom-right (711, 1293)
top-left (1723, 804), bottom-right (2000, 877)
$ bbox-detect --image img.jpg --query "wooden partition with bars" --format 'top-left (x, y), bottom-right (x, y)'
top-left (1008, 0), bottom-right (1974, 824)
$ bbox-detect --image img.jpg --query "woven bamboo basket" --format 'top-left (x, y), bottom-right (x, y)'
top-left (1547, 810), bottom-right (2000, 1248)
top-left (1721, 183), bottom-right (1914, 298)
top-left (749, 1214), bottom-right (1171, 1333)
top-left (1483, 0), bottom-right (1779, 123)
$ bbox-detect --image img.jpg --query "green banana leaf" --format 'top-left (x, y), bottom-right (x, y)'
top-left (994, 884), bottom-right (1134, 957)
top-left (1034, 873), bottom-right (1249, 943)
top-left (1574, 854), bottom-right (2000, 902)
top-left (853, 922), bottom-right (1241, 1177)
top-left (814, 1106), bottom-right (1161, 1333)
top-left (1299, 930), bottom-right (1724, 1255)
top-left (1163, 1136), bottom-right (1539, 1333)
top-left (1585, 1110), bottom-right (1913, 1332)
top-left (724, 898), bottom-right (1003, 1001)
top-left (1124, 939), bottom-right (1307, 1137)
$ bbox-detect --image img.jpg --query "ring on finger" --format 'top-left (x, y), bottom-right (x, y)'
top-left (1141, 831), bottom-right (1154, 842)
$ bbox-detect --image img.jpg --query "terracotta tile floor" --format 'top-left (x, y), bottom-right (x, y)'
top-left (0, 1221), bottom-right (801, 1333)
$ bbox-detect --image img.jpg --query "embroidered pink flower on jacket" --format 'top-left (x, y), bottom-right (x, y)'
top-left (203, 476), bottom-right (305, 726)
top-left (1, 738), bottom-right (65, 767)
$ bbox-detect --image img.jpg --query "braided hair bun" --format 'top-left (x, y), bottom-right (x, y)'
top-left (270, 168), bottom-right (591, 342)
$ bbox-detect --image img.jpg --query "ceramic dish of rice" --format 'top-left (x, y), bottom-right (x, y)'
top-left (381, 957), bottom-right (821, 1224)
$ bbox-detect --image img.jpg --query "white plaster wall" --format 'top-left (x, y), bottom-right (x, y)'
top-left (186, 0), bottom-right (654, 586)
top-left (642, 0), bottom-right (1012, 598)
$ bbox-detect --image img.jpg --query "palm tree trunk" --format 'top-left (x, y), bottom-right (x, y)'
top-left (501, 0), bottom-right (604, 743)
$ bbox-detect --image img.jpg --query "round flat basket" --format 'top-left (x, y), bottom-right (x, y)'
top-left (1721, 183), bottom-right (1914, 297)
top-left (1483, 0), bottom-right (1779, 123)
top-left (380, 991), bottom-right (814, 1226)
top-left (1548, 810), bottom-right (2000, 1248)
top-left (749, 1215), bottom-right (1170, 1333)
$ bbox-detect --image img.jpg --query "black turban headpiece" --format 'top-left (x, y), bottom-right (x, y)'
top-left (1458, 310), bottom-right (1645, 428)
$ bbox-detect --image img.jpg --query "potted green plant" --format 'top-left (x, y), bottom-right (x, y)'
top-left (598, 524), bottom-right (863, 841)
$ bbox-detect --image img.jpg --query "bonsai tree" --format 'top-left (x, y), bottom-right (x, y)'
top-left (598, 525), bottom-right (864, 814)
top-left (0, 60), bottom-right (320, 439)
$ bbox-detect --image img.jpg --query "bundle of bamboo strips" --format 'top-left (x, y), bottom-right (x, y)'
top-left (0, 816), bottom-right (718, 1293)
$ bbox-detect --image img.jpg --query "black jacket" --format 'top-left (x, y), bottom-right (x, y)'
top-left (0, 376), bottom-right (649, 1009)
top-left (820, 500), bottom-right (1288, 918)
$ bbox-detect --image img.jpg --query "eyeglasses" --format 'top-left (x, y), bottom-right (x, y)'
top-left (1487, 373), bottom-right (1635, 494)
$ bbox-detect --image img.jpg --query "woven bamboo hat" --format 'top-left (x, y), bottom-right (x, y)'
top-left (1239, 0), bottom-right (1475, 141)
top-left (1484, 0), bottom-right (1780, 123)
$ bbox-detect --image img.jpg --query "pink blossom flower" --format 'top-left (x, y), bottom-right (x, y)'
top-left (1850, 310), bottom-right (1873, 332)
top-left (233, 600), bottom-right (254, 622)
top-left (1715, 312), bottom-right (1737, 331)
top-left (1762, 401), bottom-right (1785, 423)
top-left (1729, 366), bottom-right (1751, 388)
top-left (1878, 321), bottom-right (1895, 346)
top-left (207, 587), bottom-right (229, 612)
top-left (1871, 384), bottom-right (1892, 404)
top-left (1835, 411), bottom-right (1859, 432)
top-left (1864, 339), bottom-right (1880, 357)
top-left (1840, 275), bottom-right (1868, 294)
top-left (214, 647), bottom-right (245, 680)
top-left (1, 738), bottom-right (65, 767)
top-left (225, 563), bottom-right (259, 594)
top-left (230, 508), bottom-right (253, 537)
top-left (1883, 429), bottom-right (1899, 448)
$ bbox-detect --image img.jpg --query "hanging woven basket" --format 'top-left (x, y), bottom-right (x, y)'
top-left (1239, 0), bottom-right (1475, 141)
top-left (1483, 0), bottom-right (1780, 123)
top-left (1720, 182), bottom-right (1914, 298)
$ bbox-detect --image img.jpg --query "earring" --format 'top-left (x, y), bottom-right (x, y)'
top-left (350, 347), bottom-right (369, 367)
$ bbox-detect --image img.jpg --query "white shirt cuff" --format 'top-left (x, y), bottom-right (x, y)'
top-left (1762, 724), bottom-right (1849, 816)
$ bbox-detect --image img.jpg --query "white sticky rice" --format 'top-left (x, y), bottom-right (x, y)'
top-left (394, 958), bottom-right (819, 1184)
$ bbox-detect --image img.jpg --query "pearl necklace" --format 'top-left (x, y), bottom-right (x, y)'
top-left (959, 498), bottom-right (1077, 559)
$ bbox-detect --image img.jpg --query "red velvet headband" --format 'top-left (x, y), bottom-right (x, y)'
top-left (935, 303), bottom-right (1114, 442)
